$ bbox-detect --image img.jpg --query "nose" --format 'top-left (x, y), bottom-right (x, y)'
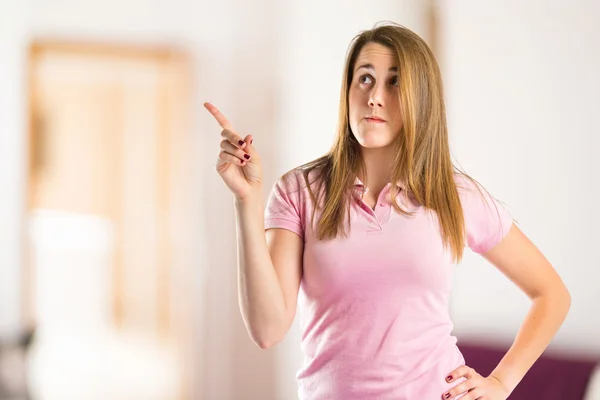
top-left (368, 81), bottom-right (386, 108)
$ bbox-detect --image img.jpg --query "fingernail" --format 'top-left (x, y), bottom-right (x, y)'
top-left (250, 139), bottom-right (253, 144)
top-left (446, 375), bottom-right (452, 382)
top-left (444, 394), bottom-right (450, 399)
top-left (244, 154), bottom-right (250, 160)
top-left (238, 140), bottom-right (245, 146)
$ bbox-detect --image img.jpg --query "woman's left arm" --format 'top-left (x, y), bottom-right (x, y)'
top-left (443, 222), bottom-right (571, 399)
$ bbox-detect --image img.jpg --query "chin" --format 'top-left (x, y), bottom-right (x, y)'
top-left (359, 141), bottom-right (388, 149)
top-left (355, 133), bottom-right (395, 149)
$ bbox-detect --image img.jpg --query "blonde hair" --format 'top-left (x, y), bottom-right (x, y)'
top-left (285, 22), bottom-right (490, 263)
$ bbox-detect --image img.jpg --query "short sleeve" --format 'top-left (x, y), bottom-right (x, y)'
top-left (457, 175), bottom-right (514, 254)
top-left (264, 173), bottom-right (305, 240)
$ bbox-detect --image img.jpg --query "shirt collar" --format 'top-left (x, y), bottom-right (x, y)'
top-left (353, 176), bottom-right (418, 209)
top-left (353, 176), bottom-right (406, 191)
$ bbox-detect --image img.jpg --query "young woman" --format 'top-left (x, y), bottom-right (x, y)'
top-left (204, 22), bottom-right (570, 400)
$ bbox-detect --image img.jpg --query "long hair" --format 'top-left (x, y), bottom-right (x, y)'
top-left (286, 22), bottom-right (486, 263)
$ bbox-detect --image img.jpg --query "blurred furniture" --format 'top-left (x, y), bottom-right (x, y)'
top-left (0, 329), bottom-right (34, 400)
top-left (458, 342), bottom-right (600, 400)
top-left (25, 211), bottom-right (182, 400)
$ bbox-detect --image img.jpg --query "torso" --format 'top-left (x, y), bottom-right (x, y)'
top-left (264, 170), bottom-right (513, 400)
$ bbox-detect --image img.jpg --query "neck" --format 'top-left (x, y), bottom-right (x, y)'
top-left (358, 144), bottom-right (396, 194)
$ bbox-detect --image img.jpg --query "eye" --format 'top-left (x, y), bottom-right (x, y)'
top-left (389, 76), bottom-right (399, 86)
top-left (358, 74), bottom-right (373, 84)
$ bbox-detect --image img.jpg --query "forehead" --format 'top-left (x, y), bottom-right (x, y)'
top-left (354, 42), bottom-right (397, 70)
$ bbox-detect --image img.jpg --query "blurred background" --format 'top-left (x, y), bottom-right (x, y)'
top-left (0, 0), bottom-right (599, 399)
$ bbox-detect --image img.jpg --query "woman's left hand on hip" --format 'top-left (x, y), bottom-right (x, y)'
top-left (441, 365), bottom-right (511, 400)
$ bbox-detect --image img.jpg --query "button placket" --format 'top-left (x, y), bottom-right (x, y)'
top-left (352, 192), bottom-right (380, 228)
top-left (375, 189), bottom-right (391, 225)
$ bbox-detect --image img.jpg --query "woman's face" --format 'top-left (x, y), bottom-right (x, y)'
top-left (348, 42), bottom-right (402, 149)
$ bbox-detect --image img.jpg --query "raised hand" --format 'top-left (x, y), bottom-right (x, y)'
top-left (204, 102), bottom-right (263, 200)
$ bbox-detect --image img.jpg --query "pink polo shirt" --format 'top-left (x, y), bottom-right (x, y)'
top-left (264, 169), bottom-right (513, 399)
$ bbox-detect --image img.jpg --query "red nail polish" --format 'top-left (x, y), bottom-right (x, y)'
top-left (238, 140), bottom-right (244, 146)
top-left (444, 393), bottom-right (450, 399)
top-left (250, 139), bottom-right (253, 144)
top-left (244, 154), bottom-right (250, 160)
top-left (446, 375), bottom-right (452, 382)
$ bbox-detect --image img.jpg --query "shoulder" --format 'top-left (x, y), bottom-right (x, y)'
top-left (276, 162), bottom-right (326, 195)
top-left (452, 172), bottom-right (514, 252)
top-left (453, 172), bottom-right (481, 194)
top-left (453, 172), bottom-right (493, 208)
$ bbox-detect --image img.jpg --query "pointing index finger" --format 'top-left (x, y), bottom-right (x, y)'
top-left (204, 102), bottom-right (233, 130)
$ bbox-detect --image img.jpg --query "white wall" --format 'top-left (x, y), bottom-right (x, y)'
top-left (439, 1), bottom-right (600, 354)
top-left (0, 0), bottom-right (29, 340)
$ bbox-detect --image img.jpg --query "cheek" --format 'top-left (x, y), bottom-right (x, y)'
top-left (389, 99), bottom-right (402, 127)
top-left (349, 88), bottom-right (359, 106)
top-left (348, 91), bottom-right (362, 123)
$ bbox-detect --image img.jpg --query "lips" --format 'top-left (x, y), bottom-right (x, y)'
top-left (365, 116), bottom-right (385, 122)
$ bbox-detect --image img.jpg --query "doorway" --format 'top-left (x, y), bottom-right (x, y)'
top-left (24, 40), bottom-right (195, 400)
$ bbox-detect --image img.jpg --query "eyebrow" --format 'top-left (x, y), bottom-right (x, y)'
top-left (355, 63), bottom-right (398, 73)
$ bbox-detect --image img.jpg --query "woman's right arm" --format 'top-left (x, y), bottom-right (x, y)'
top-left (235, 191), bottom-right (303, 349)
top-left (204, 102), bottom-right (303, 349)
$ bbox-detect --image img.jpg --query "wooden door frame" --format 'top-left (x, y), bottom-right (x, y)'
top-left (24, 42), bottom-right (194, 399)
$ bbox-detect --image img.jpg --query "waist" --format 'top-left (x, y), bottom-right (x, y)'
top-left (297, 336), bottom-right (464, 400)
